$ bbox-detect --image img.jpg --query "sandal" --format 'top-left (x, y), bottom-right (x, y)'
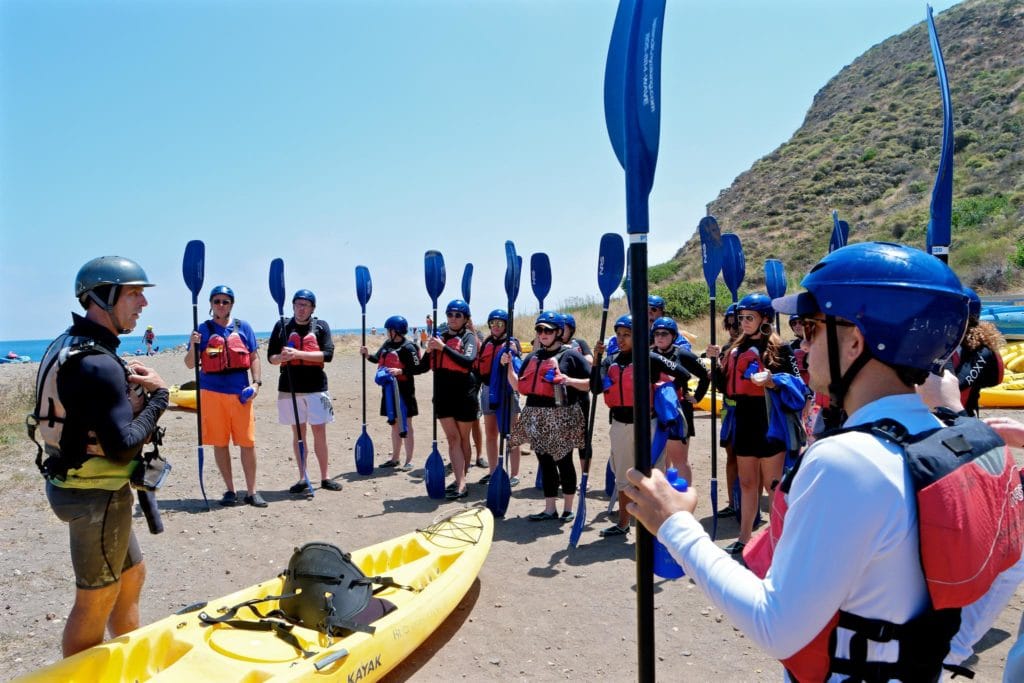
top-left (600, 524), bottom-right (629, 537)
top-left (560, 511), bottom-right (575, 523)
top-left (724, 541), bottom-right (746, 555)
top-left (379, 460), bottom-right (399, 468)
top-left (288, 482), bottom-right (308, 494)
top-left (528, 511), bottom-right (558, 521)
top-left (320, 479), bottom-right (342, 491)
top-left (715, 505), bottom-right (738, 519)
top-left (445, 487), bottom-right (468, 500)
top-left (476, 457), bottom-right (487, 468)
top-left (479, 473), bottom-right (491, 485)
top-left (401, 462), bottom-right (414, 471)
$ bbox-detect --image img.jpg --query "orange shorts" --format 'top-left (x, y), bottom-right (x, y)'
top-left (201, 389), bottom-right (256, 447)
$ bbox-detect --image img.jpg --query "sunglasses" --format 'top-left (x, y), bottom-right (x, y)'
top-left (652, 329), bottom-right (674, 337)
top-left (535, 326), bottom-right (557, 334)
top-left (736, 313), bottom-right (758, 323)
top-left (789, 318), bottom-right (804, 328)
top-left (446, 312), bottom-right (465, 319)
top-left (800, 316), bottom-right (855, 343)
top-left (211, 299), bottom-right (233, 305)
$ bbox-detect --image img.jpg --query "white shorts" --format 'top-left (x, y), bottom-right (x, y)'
top-left (609, 417), bottom-right (661, 493)
top-left (277, 391), bottom-right (335, 426)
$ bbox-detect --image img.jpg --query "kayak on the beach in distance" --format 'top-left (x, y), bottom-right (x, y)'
top-left (14, 507), bottom-right (493, 683)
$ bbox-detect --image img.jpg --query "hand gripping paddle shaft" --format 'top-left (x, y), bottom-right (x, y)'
top-left (182, 240), bottom-right (210, 510)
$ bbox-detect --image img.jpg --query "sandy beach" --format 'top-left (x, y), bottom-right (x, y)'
top-left (1, 340), bottom-right (1022, 681)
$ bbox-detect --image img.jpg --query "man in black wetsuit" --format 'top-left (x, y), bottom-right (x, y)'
top-left (32, 256), bottom-right (169, 657)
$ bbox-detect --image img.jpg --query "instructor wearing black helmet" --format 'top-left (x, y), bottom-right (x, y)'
top-left (31, 256), bottom-right (168, 657)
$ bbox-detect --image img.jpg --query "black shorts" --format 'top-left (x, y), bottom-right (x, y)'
top-left (379, 383), bottom-right (419, 419)
top-left (732, 396), bottom-right (785, 458)
top-left (47, 482), bottom-right (142, 589)
top-left (433, 371), bottom-right (478, 422)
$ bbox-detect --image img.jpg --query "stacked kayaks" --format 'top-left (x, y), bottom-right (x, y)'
top-left (980, 342), bottom-right (1024, 408)
top-left (15, 508), bottom-right (493, 682)
top-left (981, 304), bottom-right (1024, 340)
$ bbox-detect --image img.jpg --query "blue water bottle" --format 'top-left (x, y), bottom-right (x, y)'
top-left (653, 467), bottom-right (689, 580)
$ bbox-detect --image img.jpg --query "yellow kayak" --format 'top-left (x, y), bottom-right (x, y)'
top-left (168, 384), bottom-right (197, 410)
top-left (16, 508), bottom-right (493, 682)
top-left (979, 386), bottom-right (1024, 408)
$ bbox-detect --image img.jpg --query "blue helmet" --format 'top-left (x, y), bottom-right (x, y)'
top-left (651, 316), bottom-right (678, 337)
top-left (964, 286), bottom-right (981, 321)
top-left (773, 242), bottom-right (968, 372)
top-left (648, 295), bottom-right (666, 310)
top-left (562, 313), bottom-right (577, 332)
top-left (737, 292), bottom-right (773, 317)
top-left (535, 311), bottom-right (562, 331)
top-left (209, 285), bottom-right (235, 302)
top-left (613, 314), bottom-right (633, 331)
top-left (292, 289), bottom-right (316, 305)
top-left (487, 309), bottom-right (509, 324)
top-left (445, 299), bottom-right (471, 317)
top-left (384, 315), bottom-right (408, 334)
top-left (724, 303), bottom-right (738, 319)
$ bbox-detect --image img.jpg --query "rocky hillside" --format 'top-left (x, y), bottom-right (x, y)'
top-left (660, 0), bottom-right (1024, 299)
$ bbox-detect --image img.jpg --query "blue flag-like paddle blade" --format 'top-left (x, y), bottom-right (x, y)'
top-left (829, 211), bottom-right (849, 253)
top-left (721, 233), bottom-right (745, 303)
top-left (461, 263), bottom-right (473, 304)
top-left (926, 5), bottom-right (953, 261)
top-left (530, 253), bottom-right (552, 311)
top-left (603, 0), bottom-right (634, 168)
top-left (355, 266), bottom-right (372, 310)
top-left (765, 259), bottom-right (786, 300)
top-left (698, 216), bottom-right (724, 297)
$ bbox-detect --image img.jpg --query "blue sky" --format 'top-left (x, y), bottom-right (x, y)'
top-left (0, 0), bottom-right (960, 340)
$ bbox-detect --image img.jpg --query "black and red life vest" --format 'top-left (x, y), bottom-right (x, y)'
top-left (283, 320), bottom-right (323, 367)
top-left (430, 331), bottom-right (472, 374)
top-left (519, 348), bottom-right (569, 398)
top-left (724, 344), bottom-right (765, 397)
top-left (744, 412), bottom-right (1023, 682)
top-left (604, 362), bottom-right (636, 408)
top-left (377, 348), bottom-right (407, 382)
top-left (202, 320), bottom-right (252, 374)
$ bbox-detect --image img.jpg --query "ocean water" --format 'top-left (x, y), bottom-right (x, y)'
top-left (0, 328), bottom-right (364, 363)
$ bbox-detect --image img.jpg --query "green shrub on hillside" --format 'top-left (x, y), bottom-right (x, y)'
top-left (654, 281), bottom-right (709, 322)
top-left (648, 261), bottom-right (681, 284)
top-left (952, 195), bottom-right (1010, 230)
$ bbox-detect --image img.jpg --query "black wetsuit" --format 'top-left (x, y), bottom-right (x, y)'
top-left (652, 345), bottom-right (710, 438)
top-left (366, 337), bottom-right (428, 417)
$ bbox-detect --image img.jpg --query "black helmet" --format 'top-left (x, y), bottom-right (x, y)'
top-left (75, 256), bottom-right (154, 310)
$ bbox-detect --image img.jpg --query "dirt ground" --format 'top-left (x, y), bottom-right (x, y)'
top-left (1, 341), bottom-right (1022, 681)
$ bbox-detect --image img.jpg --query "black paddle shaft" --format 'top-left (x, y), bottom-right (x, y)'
top-left (709, 298), bottom-right (718, 480)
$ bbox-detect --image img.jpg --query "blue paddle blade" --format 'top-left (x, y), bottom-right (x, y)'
top-left (604, 458), bottom-right (615, 497)
top-left (765, 259), bottom-right (786, 300)
top-left (926, 5), bottom-right (953, 260)
top-left (269, 258), bottom-right (286, 311)
top-left (504, 241), bottom-right (521, 306)
top-left (486, 458), bottom-right (511, 518)
top-left (568, 473), bottom-right (589, 549)
top-left (182, 240), bottom-right (205, 299)
top-left (603, 0), bottom-right (633, 169)
top-left (424, 446), bottom-right (446, 499)
top-left (355, 265), bottom-right (372, 309)
top-left (698, 216), bottom-right (724, 296)
top-left (829, 211), bottom-right (849, 253)
top-left (721, 233), bottom-right (745, 303)
top-left (598, 233), bottom-right (626, 304)
top-left (530, 253), bottom-right (552, 309)
top-left (355, 428), bottom-right (374, 475)
top-left (424, 251), bottom-right (446, 307)
top-left (461, 263), bottom-right (473, 304)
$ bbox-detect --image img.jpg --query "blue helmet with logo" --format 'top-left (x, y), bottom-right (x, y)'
top-left (487, 309), bottom-right (509, 324)
top-left (650, 316), bottom-right (678, 338)
top-left (613, 314), bottom-right (633, 331)
top-left (737, 292), bottom-right (773, 317)
top-left (724, 303), bottom-right (738, 319)
top-left (648, 295), bottom-right (666, 310)
top-left (562, 313), bottom-right (577, 332)
top-left (535, 311), bottom-right (563, 331)
top-left (445, 299), bottom-right (471, 317)
top-left (384, 315), bottom-right (408, 334)
top-left (292, 289), bottom-right (316, 306)
top-left (209, 285), bottom-right (235, 302)
top-left (773, 242), bottom-right (968, 372)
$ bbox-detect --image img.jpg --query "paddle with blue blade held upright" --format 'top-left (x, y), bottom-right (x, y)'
top-left (926, 4), bottom-right (953, 265)
top-left (270, 258), bottom-right (313, 498)
top-left (830, 210), bottom-right (849, 254)
top-left (354, 266), bottom-right (374, 476)
top-left (530, 252), bottom-right (552, 490)
top-left (569, 232), bottom-right (625, 550)
top-left (604, 0), bottom-right (666, 677)
top-left (698, 217), bottom-right (724, 541)
top-left (182, 240), bottom-right (211, 510)
top-left (764, 259), bottom-right (786, 333)
top-left (461, 263), bottom-right (473, 304)
top-left (721, 233), bottom-right (746, 305)
top-left (487, 241), bottom-right (522, 518)
top-left (423, 250), bottom-right (447, 500)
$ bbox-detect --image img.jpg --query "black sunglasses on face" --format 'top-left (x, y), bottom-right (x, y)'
top-left (212, 299), bottom-right (232, 305)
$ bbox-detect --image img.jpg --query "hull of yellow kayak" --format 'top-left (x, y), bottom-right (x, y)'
top-left (168, 385), bottom-right (197, 410)
top-left (15, 507), bottom-right (493, 683)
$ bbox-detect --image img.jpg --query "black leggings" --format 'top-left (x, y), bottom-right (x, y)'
top-left (538, 452), bottom-right (577, 498)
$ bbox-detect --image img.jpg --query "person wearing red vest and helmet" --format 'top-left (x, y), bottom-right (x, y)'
top-left (622, 242), bottom-right (1019, 682)
top-left (474, 309), bottom-right (523, 485)
top-left (360, 314), bottom-right (429, 470)
top-left (267, 289), bottom-right (341, 495)
top-left (950, 287), bottom-right (1005, 417)
top-left (425, 299), bottom-right (479, 499)
top-left (184, 285), bottom-right (266, 508)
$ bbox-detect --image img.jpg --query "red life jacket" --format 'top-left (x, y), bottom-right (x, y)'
top-left (475, 337), bottom-right (513, 379)
top-left (519, 349), bottom-right (569, 398)
top-left (202, 320), bottom-right (252, 374)
top-left (744, 413), bottom-right (1023, 682)
top-left (377, 348), bottom-right (408, 382)
top-left (283, 323), bottom-right (323, 367)
top-left (430, 332), bottom-right (471, 374)
top-left (604, 362), bottom-right (635, 408)
top-left (725, 345), bottom-right (764, 397)
top-left (952, 346), bottom-right (1006, 408)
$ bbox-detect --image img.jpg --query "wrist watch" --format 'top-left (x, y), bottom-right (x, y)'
top-left (254, 380), bottom-right (263, 386)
